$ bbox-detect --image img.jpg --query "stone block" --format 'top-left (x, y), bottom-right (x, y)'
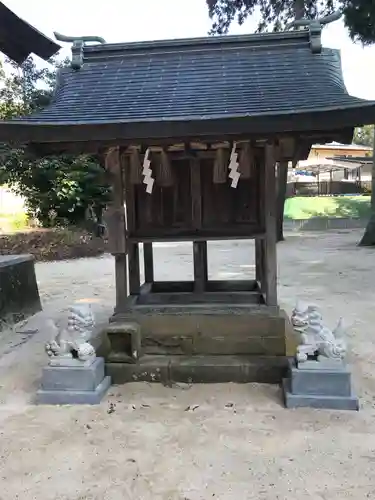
top-left (170, 355), bottom-right (245, 383)
top-left (105, 322), bottom-right (141, 362)
top-left (0, 255), bottom-right (41, 327)
top-left (36, 357), bottom-right (111, 405)
top-left (107, 355), bottom-right (287, 384)
top-left (36, 376), bottom-right (111, 405)
top-left (106, 356), bottom-right (170, 384)
top-left (283, 359), bottom-right (359, 411)
top-left (41, 357), bottom-right (105, 392)
top-left (290, 360), bottom-right (351, 397)
top-left (283, 379), bottom-right (359, 411)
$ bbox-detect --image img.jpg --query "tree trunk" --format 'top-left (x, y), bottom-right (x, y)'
top-left (359, 126), bottom-right (375, 246)
top-left (294, 0), bottom-right (305, 20)
top-left (276, 161), bottom-right (288, 242)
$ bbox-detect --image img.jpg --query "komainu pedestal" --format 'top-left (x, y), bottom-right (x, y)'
top-left (283, 302), bottom-right (359, 411)
top-left (37, 304), bottom-right (111, 405)
top-left (283, 358), bottom-right (359, 410)
top-left (36, 357), bottom-right (111, 405)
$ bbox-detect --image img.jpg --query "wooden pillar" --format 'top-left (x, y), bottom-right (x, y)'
top-left (193, 241), bottom-right (208, 293)
top-left (143, 243), bottom-right (154, 283)
top-left (128, 243), bottom-right (140, 294)
top-left (276, 160), bottom-right (288, 242)
top-left (190, 156), bottom-right (206, 292)
top-left (263, 143), bottom-right (278, 306)
top-left (123, 150), bottom-right (140, 295)
top-left (255, 238), bottom-right (264, 292)
top-left (105, 147), bottom-right (128, 312)
top-left (115, 255), bottom-right (127, 311)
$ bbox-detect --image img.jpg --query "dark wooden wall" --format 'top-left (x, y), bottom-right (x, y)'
top-left (128, 155), bottom-right (262, 241)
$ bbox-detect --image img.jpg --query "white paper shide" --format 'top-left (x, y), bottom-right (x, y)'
top-left (45, 303), bottom-right (96, 365)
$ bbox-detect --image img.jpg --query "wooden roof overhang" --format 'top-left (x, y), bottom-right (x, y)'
top-left (0, 29), bottom-right (374, 156)
top-left (0, 2), bottom-right (60, 64)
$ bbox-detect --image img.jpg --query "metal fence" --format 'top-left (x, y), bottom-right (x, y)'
top-left (286, 180), bottom-right (372, 197)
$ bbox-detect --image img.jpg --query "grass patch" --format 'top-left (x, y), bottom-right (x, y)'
top-left (284, 196), bottom-right (371, 220)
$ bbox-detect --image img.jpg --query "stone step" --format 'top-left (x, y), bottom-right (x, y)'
top-left (106, 354), bottom-right (288, 384)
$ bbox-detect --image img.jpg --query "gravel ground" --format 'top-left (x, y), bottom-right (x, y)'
top-left (0, 229), bottom-right (375, 499)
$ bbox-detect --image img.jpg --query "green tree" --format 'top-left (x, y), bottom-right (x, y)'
top-left (353, 125), bottom-right (374, 148)
top-left (206, 0), bottom-right (375, 244)
top-left (0, 56), bottom-right (110, 230)
top-left (206, 1), bottom-right (375, 44)
top-left (359, 127), bottom-right (375, 246)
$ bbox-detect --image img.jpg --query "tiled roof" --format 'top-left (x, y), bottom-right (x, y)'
top-left (1, 30), bottom-right (375, 146)
top-left (21, 31), bottom-right (373, 123)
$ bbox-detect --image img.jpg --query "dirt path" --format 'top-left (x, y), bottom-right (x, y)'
top-left (0, 229), bottom-right (375, 499)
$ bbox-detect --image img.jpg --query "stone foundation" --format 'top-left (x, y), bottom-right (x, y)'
top-left (104, 286), bottom-right (290, 384)
top-left (0, 255), bottom-right (41, 327)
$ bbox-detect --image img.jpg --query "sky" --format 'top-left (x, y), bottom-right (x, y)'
top-left (3, 0), bottom-right (375, 100)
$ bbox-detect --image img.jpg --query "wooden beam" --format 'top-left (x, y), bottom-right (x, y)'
top-left (213, 148), bottom-right (228, 184)
top-left (293, 139), bottom-right (313, 163)
top-left (122, 149), bottom-right (137, 231)
top-left (129, 148), bottom-right (142, 184)
top-left (277, 137), bottom-right (296, 161)
top-left (276, 160), bottom-right (288, 242)
top-left (263, 143), bottom-right (278, 306)
top-left (190, 156), bottom-right (202, 229)
top-left (105, 147), bottom-right (128, 311)
top-left (255, 238), bottom-right (264, 292)
top-left (239, 141), bottom-right (254, 179)
top-left (114, 255), bottom-right (127, 313)
top-left (128, 242), bottom-right (141, 294)
top-left (143, 242), bottom-right (154, 283)
top-left (189, 156), bottom-right (207, 293)
top-left (31, 128), bottom-right (354, 157)
top-left (193, 241), bottom-right (208, 293)
top-left (128, 229), bottom-right (265, 243)
top-left (154, 149), bottom-right (174, 187)
top-left (122, 148), bottom-right (141, 295)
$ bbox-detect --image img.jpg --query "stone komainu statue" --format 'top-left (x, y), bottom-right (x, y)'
top-left (45, 303), bottom-right (96, 362)
top-left (291, 301), bottom-right (347, 363)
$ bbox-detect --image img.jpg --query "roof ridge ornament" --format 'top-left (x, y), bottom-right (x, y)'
top-left (284, 10), bottom-right (342, 54)
top-left (54, 32), bottom-right (107, 70)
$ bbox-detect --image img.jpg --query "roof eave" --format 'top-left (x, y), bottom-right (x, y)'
top-left (0, 2), bottom-right (61, 63)
top-left (1, 104), bottom-right (373, 152)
